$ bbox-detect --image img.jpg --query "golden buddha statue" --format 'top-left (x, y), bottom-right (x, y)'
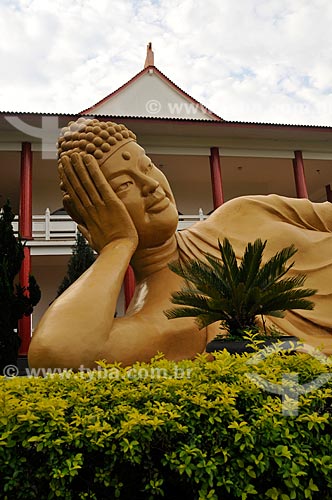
top-left (28, 118), bottom-right (332, 369)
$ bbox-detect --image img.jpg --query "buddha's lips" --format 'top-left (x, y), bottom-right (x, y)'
top-left (146, 195), bottom-right (170, 213)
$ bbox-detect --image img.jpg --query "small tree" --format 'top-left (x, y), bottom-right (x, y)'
top-left (0, 201), bottom-right (41, 372)
top-left (56, 231), bottom-right (95, 297)
top-left (165, 238), bottom-right (316, 338)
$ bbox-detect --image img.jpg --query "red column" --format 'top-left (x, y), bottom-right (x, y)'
top-left (293, 150), bottom-right (308, 198)
top-left (209, 147), bottom-right (224, 209)
top-left (19, 247), bottom-right (31, 355)
top-left (325, 184), bottom-right (332, 202)
top-left (20, 142), bottom-right (32, 239)
top-left (124, 265), bottom-right (135, 310)
top-left (18, 142), bottom-right (33, 355)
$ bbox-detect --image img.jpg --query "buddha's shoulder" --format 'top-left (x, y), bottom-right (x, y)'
top-left (213, 194), bottom-right (330, 214)
top-left (207, 194), bottom-right (287, 218)
top-left (208, 194), bottom-right (332, 230)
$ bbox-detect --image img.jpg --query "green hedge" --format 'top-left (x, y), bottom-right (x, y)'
top-left (0, 350), bottom-right (331, 500)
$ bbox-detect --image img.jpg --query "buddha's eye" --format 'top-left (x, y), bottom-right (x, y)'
top-left (115, 181), bottom-right (133, 193)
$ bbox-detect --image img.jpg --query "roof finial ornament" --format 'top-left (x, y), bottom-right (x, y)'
top-left (144, 42), bottom-right (154, 68)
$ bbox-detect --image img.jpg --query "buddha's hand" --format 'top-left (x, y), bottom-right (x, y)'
top-left (59, 153), bottom-right (138, 253)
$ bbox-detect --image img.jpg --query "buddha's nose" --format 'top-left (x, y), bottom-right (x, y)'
top-left (142, 177), bottom-right (160, 196)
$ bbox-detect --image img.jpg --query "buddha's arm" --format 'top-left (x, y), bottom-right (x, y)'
top-left (28, 153), bottom-right (139, 369)
top-left (28, 239), bottom-right (136, 369)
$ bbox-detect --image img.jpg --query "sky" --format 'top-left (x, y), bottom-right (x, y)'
top-left (0, 0), bottom-right (332, 125)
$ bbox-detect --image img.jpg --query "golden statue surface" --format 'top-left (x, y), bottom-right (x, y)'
top-left (28, 119), bottom-right (332, 369)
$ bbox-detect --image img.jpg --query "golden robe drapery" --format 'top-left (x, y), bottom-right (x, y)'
top-left (176, 195), bottom-right (332, 354)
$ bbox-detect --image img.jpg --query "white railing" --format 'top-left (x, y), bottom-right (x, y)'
top-left (13, 209), bottom-right (77, 240)
top-left (177, 208), bottom-right (206, 229)
top-left (12, 208), bottom-right (207, 241)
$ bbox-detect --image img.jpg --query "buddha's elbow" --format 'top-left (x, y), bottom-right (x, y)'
top-left (28, 333), bottom-right (71, 371)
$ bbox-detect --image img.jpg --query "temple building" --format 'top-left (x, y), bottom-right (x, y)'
top-left (1, 43), bottom-right (332, 355)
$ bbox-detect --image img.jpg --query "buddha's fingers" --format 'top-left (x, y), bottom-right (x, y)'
top-left (59, 159), bottom-right (87, 218)
top-left (83, 154), bottom-right (119, 206)
top-left (67, 153), bottom-right (103, 209)
top-left (71, 153), bottom-right (104, 206)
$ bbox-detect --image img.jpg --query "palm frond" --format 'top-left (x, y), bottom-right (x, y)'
top-left (256, 244), bottom-right (297, 290)
top-left (169, 259), bottom-right (222, 299)
top-left (168, 258), bottom-right (203, 283)
top-left (217, 238), bottom-right (239, 289)
top-left (164, 306), bottom-right (207, 320)
top-left (169, 290), bottom-right (212, 310)
top-left (202, 253), bottom-right (235, 297)
top-left (165, 237), bottom-right (317, 338)
top-left (195, 312), bottom-right (227, 329)
top-left (169, 288), bottom-right (232, 318)
top-left (239, 239), bottom-right (266, 290)
top-left (186, 260), bottom-right (227, 299)
top-left (259, 289), bottom-right (316, 315)
top-left (263, 274), bottom-right (307, 292)
top-left (266, 310), bottom-right (285, 318)
top-left (164, 306), bottom-right (227, 330)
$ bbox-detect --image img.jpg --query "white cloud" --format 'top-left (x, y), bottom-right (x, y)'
top-left (0, 0), bottom-right (331, 125)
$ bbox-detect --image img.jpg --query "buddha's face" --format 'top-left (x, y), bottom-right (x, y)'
top-left (101, 142), bottom-right (179, 248)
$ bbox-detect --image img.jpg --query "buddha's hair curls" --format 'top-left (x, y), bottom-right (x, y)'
top-left (57, 117), bottom-right (137, 165)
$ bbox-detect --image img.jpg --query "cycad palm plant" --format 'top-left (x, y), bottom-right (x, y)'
top-left (165, 238), bottom-right (316, 339)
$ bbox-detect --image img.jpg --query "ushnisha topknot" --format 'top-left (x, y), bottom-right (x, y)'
top-left (57, 117), bottom-right (137, 166)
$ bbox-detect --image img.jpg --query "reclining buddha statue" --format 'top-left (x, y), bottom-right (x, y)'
top-left (28, 118), bottom-right (332, 369)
